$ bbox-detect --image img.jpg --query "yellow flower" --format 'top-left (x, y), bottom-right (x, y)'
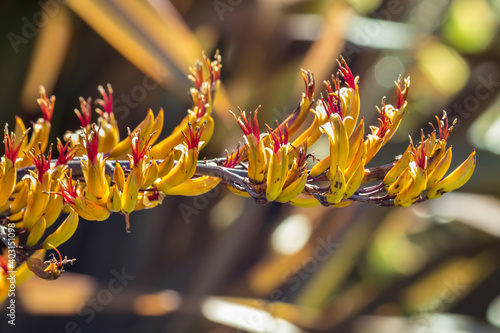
top-left (80, 126), bottom-right (110, 205)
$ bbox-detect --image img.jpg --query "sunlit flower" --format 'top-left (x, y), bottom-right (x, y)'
top-left (80, 126), bottom-right (109, 204)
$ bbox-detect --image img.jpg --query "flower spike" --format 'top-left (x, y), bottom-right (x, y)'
top-left (0, 52), bottom-right (481, 293)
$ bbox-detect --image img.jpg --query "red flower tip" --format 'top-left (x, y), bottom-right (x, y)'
top-left (75, 97), bottom-right (92, 128)
top-left (192, 91), bottom-right (208, 118)
top-left (37, 86), bottom-right (55, 122)
top-left (189, 59), bottom-right (204, 91)
top-left (26, 146), bottom-right (52, 180)
top-left (321, 75), bottom-right (343, 118)
top-left (147, 188), bottom-right (160, 202)
top-left (56, 139), bottom-right (78, 167)
top-left (182, 123), bottom-right (204, 150)
top-left (293, 143), bottom-right (308, 169)
top-left (231, 107), bottom-right (261, 140)
top-left (267, 121), bottom-right (289, 154)
top-left (375, 100), bottom-right (392, 138)
top-left (188, 51), bottom-right (221, 118)
top-left (301, 69), bottom-right (315, 100)
top-left (4, 124), bottom-right (27, 163)
top-left (410, 132), bottom-right (428, 170)
top-left (395, 76), bottom-right (410, 110)
top-left (82, 126), bottom-right (100, 162)
top-left (57, 171), bottom-right (79, 205)
top-left (96, 84), bottom-right (114, 115)
top-left (204, 50), bottom-right (222, 87)
top-left (434, 111), bottom-right (456, 142)
top-left (337, 56), bottom-right (356, 90)
top-left (223, 144), bottom-right (245, 168)
top-left (129, 129), bottom-right (154, 166)
top-left (46, 244), bottom-right (65, 270)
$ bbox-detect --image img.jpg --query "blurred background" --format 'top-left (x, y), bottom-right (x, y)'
top-left (1, 0), bottom-right (500, 332)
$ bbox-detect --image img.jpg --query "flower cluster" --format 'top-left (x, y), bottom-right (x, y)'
top-left (0, 51), bottom-right (475, 299)
top-left (228, 61), bottom-right (474, 208)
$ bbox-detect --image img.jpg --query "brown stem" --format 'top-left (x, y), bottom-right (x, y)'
top-left (15, 158), bottom-right (398, 206)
